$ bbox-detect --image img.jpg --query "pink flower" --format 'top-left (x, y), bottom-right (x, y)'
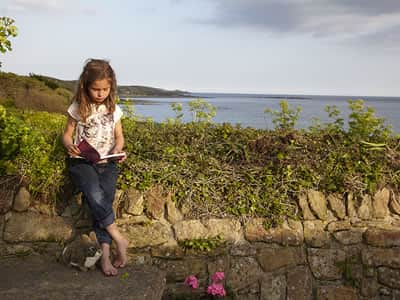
top-left (184, 275), bottom-right (199, 289)
top-left (211, 271), bottom-right (225, 283)
top-left (207, 283), bottom-right (226, 297)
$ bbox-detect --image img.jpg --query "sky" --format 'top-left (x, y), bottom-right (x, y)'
top-left (1, 0), bottom-right (400, 97)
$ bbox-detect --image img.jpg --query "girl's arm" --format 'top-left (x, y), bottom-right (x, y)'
top-left (111, 120), bottom-right (126, 162)
top-left (112, 120), bottom-right (125, 153)
top-left (62, 115), bottom-right (81, 156)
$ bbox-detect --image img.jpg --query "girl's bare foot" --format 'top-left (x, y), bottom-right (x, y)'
top-left (105, 224), bottom-right (129, 268)
top-left (113, 238), bottom-right (128, 268)
top-left (100, 243), bottom-right (118, 276)
top-left (101, 254), bottom-right (118, 276)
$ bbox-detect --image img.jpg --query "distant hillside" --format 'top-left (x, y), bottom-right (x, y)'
top-left (38, 75), bottom-right (190, 98)
top-left (0, 72), bottom-right (191, 113)
top-left (0, 72), bottom-right (72, 113)
top-left (117, 85), bottom-right (189, 98)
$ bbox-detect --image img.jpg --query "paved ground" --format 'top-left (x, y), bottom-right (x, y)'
top-left (0, 255), bottom-right (166, 300)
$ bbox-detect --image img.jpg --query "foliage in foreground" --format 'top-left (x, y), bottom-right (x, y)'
top-left (1, 100), bottom-right (399, 226)
top-left (0, 16), bottom-right (18, 68)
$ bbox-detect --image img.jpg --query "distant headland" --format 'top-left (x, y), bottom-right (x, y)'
top-left (38, 75), bottom-right (191, 98)
top-left (0, 72), bottom-right (191, 113)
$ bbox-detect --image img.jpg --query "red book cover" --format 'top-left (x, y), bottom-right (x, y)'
top-left (77, 139), bottom-right (126, 163)
top-left (77, 139), bottom-right (101, 163)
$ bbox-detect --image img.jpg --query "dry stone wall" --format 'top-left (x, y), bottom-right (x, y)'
top-left (1, 185), bottom-right (400, 299)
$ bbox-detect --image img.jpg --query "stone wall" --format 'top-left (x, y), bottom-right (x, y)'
top-left (1, 185), bottom-right (400, 299)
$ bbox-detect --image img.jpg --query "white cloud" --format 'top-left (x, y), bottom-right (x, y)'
top-left (203, 0), bottom-right (400, 44)
top-left (6, 0), bottom-right (68, 12)
top-left (1, 0), bottom-right (98, 15)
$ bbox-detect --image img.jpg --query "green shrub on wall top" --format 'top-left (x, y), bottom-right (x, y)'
top-left (0, 105), bottom-right (66, 201)
top-left (0, 99), bottom-right (399, 223)
top-left (264, 100), bottom-right (302, 131)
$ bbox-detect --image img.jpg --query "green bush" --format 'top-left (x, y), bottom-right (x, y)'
top-left (264, 100), bottom-right (302, 131)
top-left (0, 105), bottom-right (66, 201)
top-left (1, 99), bottom-right (399, 224)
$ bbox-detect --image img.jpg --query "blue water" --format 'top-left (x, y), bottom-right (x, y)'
top-left (120, 93), bottom-right (400, 133)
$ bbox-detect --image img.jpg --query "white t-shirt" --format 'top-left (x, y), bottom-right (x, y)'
top-left (67, 102), bottom-right (123, 157)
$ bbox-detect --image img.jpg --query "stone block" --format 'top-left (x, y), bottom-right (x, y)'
top-left (112, 189), bottom-right (123, 218)
top-left (123, 221), bottom-right (173, 248)
top-left (333, 228), bottom-right (364, 245)
top-left (4, 212), bottom-right (73, 242)
top-left (126, 252), bottom-right (152, 266)
top-left (389, 189), bottom-right (400, 215)
top-left (124, 188), bottom-right (144, 215)
top-left (173, 220), bottom-right (208, 241)
top-left (287, 265), bottom-right (313, 300)
top-left (204, 218), bottom-right (242, 242)
top-left (362, 248), bottom-right (400, 268)
top-left (0, 188), bottom-right (14, 214)
top-left (364, 228), bottom-right (400, 247)
top-left (372, 188), bottom-right (390, 218)
top-left (347, 192), bottom-right (358, 218)
top-left (151, 245), bottom-right (185, 259)
top-left (260, 273), bottom-right (286, 300)
top-left (227, 257), bottom-right (262, 292)
top-left (153, 257), bottom-right (207, 282)
top-left (308, 248), bottom-right (346, 280)
top-left (326, 220), bottom-right (351, 232)
top-left (308, 190), bottom-right (328, 220)
top-left (358, 195), bottom-right (372, 220)
top-left (316, 286), bottom-right (358, 300)
top-left (257, 246), bottom-right (305, 272)
top-left (230, 241), bottom-right (257, 257)
top-left (284, 219), bottom-right (304, 245)
top-left (360, 277), bottom-right (379, 298)
top-left (145, 185), bottom-right (165, 220)
top-left (378, 267), bottom-right (400, 289)
top-left (13, 186), bottom-right (31, 212)
top-left (244, 218), bottom-right (302, 246)
top-left (327, 193), bottom-right (346, 219)
top-left (304, 220), bottom-right (330, 247)
top-left (298, 193), bottom-right (316, 220)
top-left (165, 195), bottom-right (183, 225)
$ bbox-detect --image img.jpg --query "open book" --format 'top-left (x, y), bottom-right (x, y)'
top-left (77, 139), bottom-right (126, 163)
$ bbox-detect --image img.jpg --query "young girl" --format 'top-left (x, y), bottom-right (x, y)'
top-left (62, 59), bottom-right (128, 276)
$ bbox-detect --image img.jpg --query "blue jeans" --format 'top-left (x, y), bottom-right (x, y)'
top-left (68, 159), bottom-right (119, 245)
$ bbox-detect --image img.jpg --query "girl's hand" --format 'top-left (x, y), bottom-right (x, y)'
top-left (111, 148), bottom-right (126, 163)
top-left (116, 154), bottom-right (127, 163)
top-left (66, 144), bottom-right (81, 157)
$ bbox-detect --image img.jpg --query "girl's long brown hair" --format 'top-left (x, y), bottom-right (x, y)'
top-left (73, 59), bottom-right (117, 122)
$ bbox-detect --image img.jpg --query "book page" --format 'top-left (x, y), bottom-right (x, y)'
top-left (101, 152), bottom-right (126, 160)
top-left (77, 139), bottom-right (126, 163)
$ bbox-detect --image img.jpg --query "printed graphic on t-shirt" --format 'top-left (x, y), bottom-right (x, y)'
top-left (67, 102), bottom-right (123, 157)
top-left (78, 112), bottom-right (115, 157)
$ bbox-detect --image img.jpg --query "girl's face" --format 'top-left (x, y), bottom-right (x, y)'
top-left (88, 79), bottom-right (111, 104)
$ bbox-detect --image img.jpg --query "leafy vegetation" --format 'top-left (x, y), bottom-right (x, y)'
top-left (0, 105), bottom-right (66, 201)
top-left (179, 235), bottom-right (224, 252)
top-left (0, 16), bottom-right (18, 68)
top-left (1, 99), bottom-right (399, 225)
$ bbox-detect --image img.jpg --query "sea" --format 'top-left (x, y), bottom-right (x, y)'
top-left (119, 93), bottom-right (400, 133)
